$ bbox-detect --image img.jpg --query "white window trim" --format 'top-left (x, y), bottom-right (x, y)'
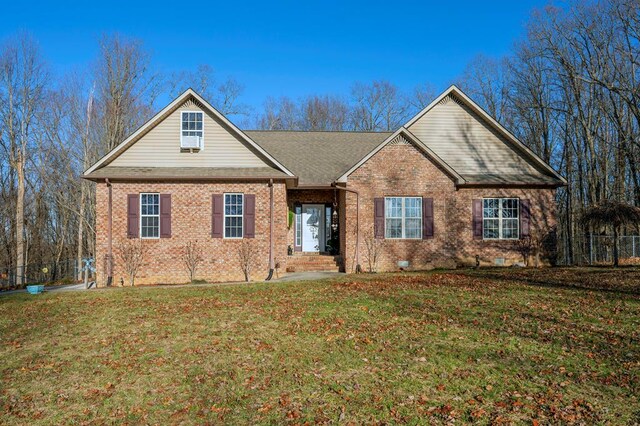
top-left (295, 205), bottom-right (302, 247)
top-left (384, 196), bottom-right (423, 240)
top-left (482, 197), bottom-right (520, 240)
top-left (140, 193), bottom-right (160, 239)
top-left (223, 193), bottom-right (244, 239)
top-left (180, 110), bottom-right (205, 151)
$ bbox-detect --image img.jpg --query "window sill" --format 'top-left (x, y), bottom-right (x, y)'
top-left (384, 237), bottom-right (424, 240)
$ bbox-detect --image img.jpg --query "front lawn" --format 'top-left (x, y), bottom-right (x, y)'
top-left (1, 268), bottom-right (639, 424)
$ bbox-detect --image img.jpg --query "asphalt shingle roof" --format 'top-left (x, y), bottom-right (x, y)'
top-left (83, 166), bottom-right (289, 180)
top-left (460, 173), bottom-right (561, 185)
top-left (84, 130), bottom-right (563, 187)
top-left (245, 131), bottom-right (392, 185)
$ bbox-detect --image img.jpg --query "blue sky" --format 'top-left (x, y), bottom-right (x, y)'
top-left (1, 0), bottom-right (547, 109)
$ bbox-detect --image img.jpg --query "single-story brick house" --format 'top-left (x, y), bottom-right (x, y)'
top-left (83, 85), bottom-right (565, 285)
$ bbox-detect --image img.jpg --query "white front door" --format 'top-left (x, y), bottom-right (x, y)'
top-left (302, 204), bottom-right (325, 252)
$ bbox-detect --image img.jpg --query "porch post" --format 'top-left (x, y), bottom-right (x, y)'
top-left (332, 184), bottom-right (361, 273)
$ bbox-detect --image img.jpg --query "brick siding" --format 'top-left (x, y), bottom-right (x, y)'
top-left (343, 143), bottom-right (557, 272)
top-left (95, 181), bottom-right (288, 286)
top-left (94, 144), bottom-right (557, 285)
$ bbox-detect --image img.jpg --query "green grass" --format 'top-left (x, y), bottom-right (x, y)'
top-left (1, 268), bottom-right (639, 424)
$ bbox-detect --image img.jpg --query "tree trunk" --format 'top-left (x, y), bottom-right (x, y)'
top-left (76, 183), bottom-right (85, 281)
top-left (613, 226), bottom-right (619, 267)
top-left (15, 156), bottom-right (25, 286)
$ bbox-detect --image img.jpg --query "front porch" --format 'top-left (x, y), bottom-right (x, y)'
top-left (286, 189), bottom-right (344, 272)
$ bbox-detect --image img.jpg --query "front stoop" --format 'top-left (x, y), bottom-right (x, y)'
top-left (286, 254), bottom-right (342, 272)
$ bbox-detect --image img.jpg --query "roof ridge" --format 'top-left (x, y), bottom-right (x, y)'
top-left (244, 130), bottom-right (393, 134)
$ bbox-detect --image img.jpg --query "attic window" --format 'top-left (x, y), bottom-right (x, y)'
top-left (181, 111), bottom-right (203, 150)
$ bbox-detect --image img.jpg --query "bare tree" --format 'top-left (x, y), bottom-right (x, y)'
top-left (181, 240), bottom-right (204, 282)
top-left (168, 64), bottom-right (216, 100)
top-left (258, 96), bottom-right (300, 130)
top-left (94, 33), bottom-right (160, 152)
top-left (350, 80), bottom-right (410, 131)
top-left (410, 82), bottom-right (437, 111)
top-left (115, 239), bottom-right (149, 286)
top-left (0, 33), bottom-right (47, 286)
top-left (0, 33), bottom-right (178, 286)
top-left (515, 235), bottom-right (533, 266)
top-left (362, 230), bottom-right (384, 273)
top-left (457, 55), bottom-right (512, 125)
top-left (237, 240), bottom-right (258, 282)
top-left (300, 95), bottom-right (349, 130)
top-left (168, 64), bottom-right (250, 117)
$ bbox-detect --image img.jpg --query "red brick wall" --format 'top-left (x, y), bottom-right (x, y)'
top-left (94, 144), bottom-right (558, 284)
top-left (343, 143), bottom-right (557, 272)
top-left (95, 181), bottom-right (288, 286)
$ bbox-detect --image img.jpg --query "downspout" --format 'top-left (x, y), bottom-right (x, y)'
top-left (331, 183), bottom-right (362, 273)
top-left (105, 179), bottom-right (113, 287)
top-left (265, 179), bottom-right (275, 281)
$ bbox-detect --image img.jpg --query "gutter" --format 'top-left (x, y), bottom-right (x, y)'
top-left (456, 182), bottom-right (565, 189)
top-left (265, 179), bottom-right (275, 281)
top-left (81, 175), bottom-right (294, 182)
top-left (105, 178), bottom-right (113, 287)
top-left (331, 183), bottom-right (362, 273)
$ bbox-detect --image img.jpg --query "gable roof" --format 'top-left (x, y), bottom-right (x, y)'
top-left (405, 85), bottom-right (566, 186)
top-left (83, 86), bottom-right (565, 188)
top-left (83, 89), bottom-right (294, 178)
top-left (246, 131), bottom-right (391, 186)
top-left (336, 127), bottom-right (466, 184)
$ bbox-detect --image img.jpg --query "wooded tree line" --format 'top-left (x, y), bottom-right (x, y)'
top-left (0, 0), bottom-right (637, 284)
top-left (456, 0), bottom-right (640, 264)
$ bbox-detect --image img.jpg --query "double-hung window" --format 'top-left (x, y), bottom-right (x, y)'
top-left (385, 197), bottom-right (422, 239)
top-left (140, 193), bottom-right (160, 238)
top-left (483, 198), bottom-right (519, 239)
top-left (224, 193), bottom-right (244, 238)
top-left (181, 111), bottom-right (203, 149)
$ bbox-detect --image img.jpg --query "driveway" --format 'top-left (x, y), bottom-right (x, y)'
top-left (0, 282), bottom-right (91, 296)
top-left (0, 272), bottom-right (343, 296)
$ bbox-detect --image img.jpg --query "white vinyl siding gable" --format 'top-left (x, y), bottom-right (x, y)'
top-left (407, 96), bottom-right (542, 178)
top-left (109, 101), bottom-right (271, 168)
